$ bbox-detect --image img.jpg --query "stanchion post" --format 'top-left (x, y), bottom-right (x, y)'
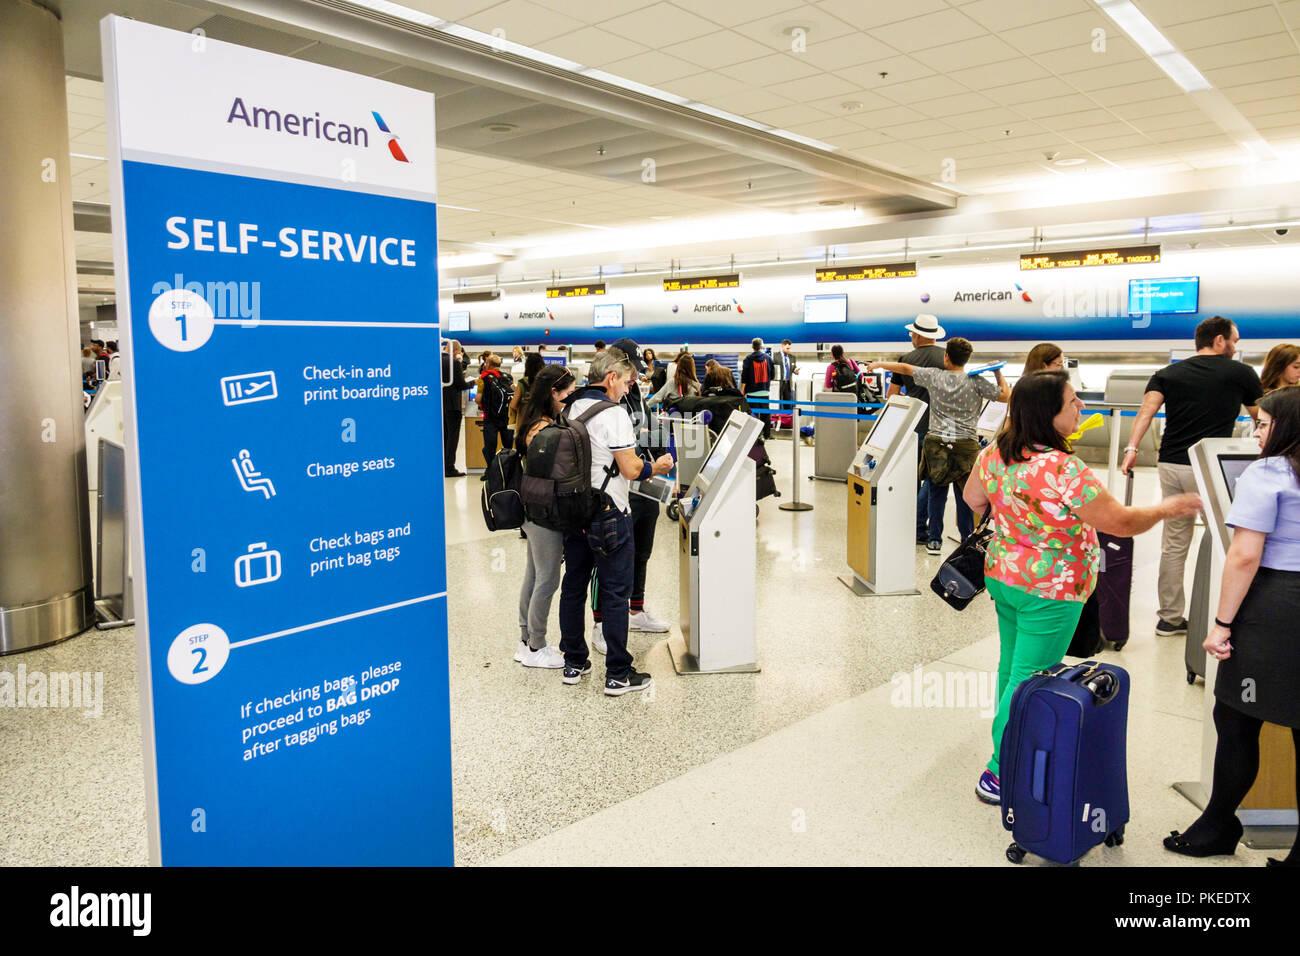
top-left (1107, 408), bottom-right (1122, 496)
top-left (779, 403), bottom-right (813, 512)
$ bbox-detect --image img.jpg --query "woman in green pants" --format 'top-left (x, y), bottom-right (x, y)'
top-left (962, 370), bottom-right (1201, 805)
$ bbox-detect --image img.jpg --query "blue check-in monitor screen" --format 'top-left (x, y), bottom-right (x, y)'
top-left (1219, 454), bottom-right (1255, 501)
top-left (447, 310), bottom-right (470, 332)
top-left (1128, 277), bottom-right (1199, 315)
top-left (593, 303), bottom-right (624, 328)
top-left (803, 293), bottom-right (847, 324)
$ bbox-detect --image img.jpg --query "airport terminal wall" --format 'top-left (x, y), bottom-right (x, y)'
top-left (441, 243), bottom-right (1297, 350)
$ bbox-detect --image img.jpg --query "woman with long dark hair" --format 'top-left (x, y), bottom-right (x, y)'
top-left (512, 365), bottom-right (577, 668)
top-left (1260, 343), bottom-right (1300, 393)
top-left (823, 344), bottom-right (860, 391)
top-left (648, 349), bottom-right (701, 406)
top-left (962, 370), bottom-right (1201, 805)
top-left (1166, 385), bottom-right (1300, 864)
top-left (509, 351), bottom-right (546, 424)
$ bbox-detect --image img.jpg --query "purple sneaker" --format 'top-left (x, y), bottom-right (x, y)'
top-left (976, 770), bottom-right (1001, 805)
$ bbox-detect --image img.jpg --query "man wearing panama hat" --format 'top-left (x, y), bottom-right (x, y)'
top-left (888, 315), bottom-right (949, 544)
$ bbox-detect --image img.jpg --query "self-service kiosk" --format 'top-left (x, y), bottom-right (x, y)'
top-left (840, 395), bottom-right (927, 597)
top-left (669, 410), bottom-right (763, 675)
top-left (1179, 437), bottom-right (1298, 843)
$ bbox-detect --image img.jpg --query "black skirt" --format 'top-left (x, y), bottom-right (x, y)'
top-left (1214, 567), bottom-right (1300, 728)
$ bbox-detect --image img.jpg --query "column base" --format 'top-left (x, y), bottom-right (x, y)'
top-left (0, 589), bottom-right (92, 655)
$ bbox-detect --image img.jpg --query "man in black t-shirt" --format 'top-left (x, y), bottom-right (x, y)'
top-left (1122, 316), bottom-right (1262, 637)
top-left (887, 314), bottom-right (949, 544)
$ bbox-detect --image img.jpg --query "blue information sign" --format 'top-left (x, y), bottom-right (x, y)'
top-left (103, 17), bottom-right (450, 865)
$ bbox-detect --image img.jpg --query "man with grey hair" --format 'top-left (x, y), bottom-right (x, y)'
top-left (558, 347), bottom-right (674, 696)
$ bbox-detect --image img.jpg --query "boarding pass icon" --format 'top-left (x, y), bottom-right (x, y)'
top-left (221, 371), bottom-right (278, 406)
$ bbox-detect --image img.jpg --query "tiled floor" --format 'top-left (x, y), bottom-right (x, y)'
top-left (0, 436), bottom-right (1287, 866)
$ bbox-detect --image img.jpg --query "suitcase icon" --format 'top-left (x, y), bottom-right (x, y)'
top-left (235, 542), bottom-right (282, 588)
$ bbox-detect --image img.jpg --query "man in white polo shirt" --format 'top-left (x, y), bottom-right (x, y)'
top-left (558, 348), bottom-right (674, 697)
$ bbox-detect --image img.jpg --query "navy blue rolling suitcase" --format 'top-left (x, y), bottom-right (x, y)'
top-left (1000, 661), bottom-right (1130, 865)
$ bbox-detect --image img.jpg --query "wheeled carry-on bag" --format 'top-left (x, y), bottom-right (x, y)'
top-left (1185, 533), bottom-right (1213, 684)
top-left (1001, 661), bottom-right (1130, 865)
top-left (1093, 472), bottom-right (1134, 650)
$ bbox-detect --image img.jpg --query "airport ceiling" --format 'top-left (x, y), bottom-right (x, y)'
top-left (53, 0), bottom-right (1300, 299)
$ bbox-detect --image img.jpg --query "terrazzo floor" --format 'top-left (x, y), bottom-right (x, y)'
top-left (0, 436), bottom-right (1281, 867)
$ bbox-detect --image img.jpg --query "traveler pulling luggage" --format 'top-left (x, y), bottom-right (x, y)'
top-left (1094, 472), bottom-right (1135, 650)
top-left (1001, 661), bottom-right (1130, 865)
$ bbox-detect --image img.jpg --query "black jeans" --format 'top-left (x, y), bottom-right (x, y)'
top-left (629, 494), bottom-right (658, 604)
top-left (442, 406), bottom-right (461, 473)
top-left (560, 509), bottom-right (635, 678)
top-left (482, 420), bottom-right (512, 465)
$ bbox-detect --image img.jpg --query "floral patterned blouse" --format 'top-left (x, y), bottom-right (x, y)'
top-left (975, 445), bottom-right (1105, 602)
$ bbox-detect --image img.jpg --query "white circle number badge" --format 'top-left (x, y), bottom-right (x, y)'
top-left (148, 287), bottom-right (215, 351)
top-left (167, 623), bottom-right (231, 684)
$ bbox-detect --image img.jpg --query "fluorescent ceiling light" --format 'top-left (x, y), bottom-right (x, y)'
top-left (1095, 1), bottom-right (1209, 92)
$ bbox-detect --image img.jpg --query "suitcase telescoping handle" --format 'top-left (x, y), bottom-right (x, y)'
top-left (1035, 661), bottom-right (1122, 705)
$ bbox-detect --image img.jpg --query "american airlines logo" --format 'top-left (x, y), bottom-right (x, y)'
top-left (225, 99), bottom-right (412, 162)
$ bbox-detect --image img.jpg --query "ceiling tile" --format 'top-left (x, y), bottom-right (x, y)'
top-left (878, 118), bottom-right (959, 141)
top-left (803, 91), bottom-right (896, 115)
top-left (912, 92), bottom-right (1000, 119)
top-left (765, 72), bottom-right (860, 102)
top-left (917, 34), bottom-right (1022, 70)
top-left (874, 75), bottom-right (971, 105)
top-left (1087, 77), bottom-right (1184, 105)
top-left (659, 70), bottom-right (749, 101)
top-left (948, 57), bottom-right (1051, 91)
top-left (1000, 11), bottom-right (1110, 54)
top-left (1206, 56), bottom-right (1300, 90)
top-left (870, 9), bottom-right (988, 53)
top-left (688, 0), bottom-right (815, 28)
top-left (660, 29), bottom-right (775, 70)
top-left (703, 88), bottom-right (799, 115)
top-left (983, 75), bottom-right (1078, 105)
top-left (1030, 35), bottom-right (1144, 73)
top-left (815, 0), bottom-right (950, 31)
top-left (602, 2), bottom-right (720, 45)
top-left (943, 106), bottom-right (1029, 130)
top-left (533, 26), bottom-right (649, 67)
top-left (748, 104), bottom-right (833, 128)
top-left (838, 55), bottom-right (936, 89)
top-left (1146, 123), bottom-right (1229, 143)
top-left (1013, 94), bottom-right (1102, 119)
top-left (1107, 95), bottom-right (1191, 120)
top-left (1061, 58), bottom-right (1164, 92)
top-left (784, 116), bottom-right (869, 139)
top-left (849, 105), bottom-right (925, 130)
top-left (961, 0), bottom-right (1093, 33)
top-left (718, 52), bottom-right (820, 86)
top-left (730, 4), bottom-right (861, 52)
top-left (1219, 76), bottom-right (1300, 104)
top-left (1164, 7), bottom-right (1288, 50)
top-left (794, 31), bottom-right (899, 71)
top-left (460, 0), bottom-right (587, 45)
top-left (1123, 110), bottom-right (1206, 133)
top-left (1135, 1), bottom-right (1273, 27)
top-left (1239, 95), bottom-right (1300, 119)
top-left (1183, 33), bottom-right (1296, 70)
top-left (597, 49), bottom-right (704, 84)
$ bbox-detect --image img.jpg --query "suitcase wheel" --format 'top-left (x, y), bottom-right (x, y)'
top-left (1186, 670), bottom-right (1197, 685)
top-left (1005, 842), bottom-right (1026, 865)
top-left (1104, 824), bottom-right (1126, 848)
top-left (666, 502), bottom-right (680, 522)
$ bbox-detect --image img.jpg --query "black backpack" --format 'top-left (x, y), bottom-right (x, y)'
top-left (481, 374), bottom-right (513, 422)
top-left (480, 448), bottom-right (525, 531)
top-left (520, 400), bottom-right (621, 532)
top-left (832, 361), bottom-right (858, 391)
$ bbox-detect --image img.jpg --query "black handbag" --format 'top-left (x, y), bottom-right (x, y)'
top-left (929, 509), bottom-right (994, 610)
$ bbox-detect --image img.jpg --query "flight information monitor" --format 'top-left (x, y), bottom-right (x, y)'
top-left (1219, 454), bottom-right (1256, 501)
top-left (593, 303), bottom-right (624, 328)
top-left (803, 293), bottom-right (847, 324)
top-left (1128, 276), bottom-right (1199, 315)
top-left (446, 310), bottom-right (470, 332)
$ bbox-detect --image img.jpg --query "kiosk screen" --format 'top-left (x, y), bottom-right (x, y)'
top-left (697, 421), bottom-right (741, 487)
top-left (1219, 454), bottom-right (1256, 501)
top-left (865, 403), bottom-right (909, 453)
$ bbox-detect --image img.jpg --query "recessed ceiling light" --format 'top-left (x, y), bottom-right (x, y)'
top-left (1054, 157), bottom-right (1087, 167)
top-left (841, 101), bottom-right (864, 112)
top-left (781, 25), bottom-right (811, 36)
top-left (481, 122), bottom-right (518, 133)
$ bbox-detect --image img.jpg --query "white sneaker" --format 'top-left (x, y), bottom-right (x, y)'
top-left (520, 645), bottom-right (565, 669)
top-left (629, 609), bottom-right (670, 632)
top-left (513, 640), bottom-right (528, 663)
top-left (591, 622), bottom-right (607, 656)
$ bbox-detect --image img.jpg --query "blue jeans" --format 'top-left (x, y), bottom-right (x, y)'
top-left (928, 481), bottom-right (974, 542)
top-left (560, 508), bottom-right (634, 678)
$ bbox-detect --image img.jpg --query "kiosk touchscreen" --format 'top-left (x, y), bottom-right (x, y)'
top-left (841, 395), bottom-right (926, 596)
top-left (1181, 438), bottom-right (1298, 834)
top-left (671, 411), bottom-right (763, 675)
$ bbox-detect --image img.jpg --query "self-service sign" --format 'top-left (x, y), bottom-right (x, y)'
top-left (102, 17), bottom-right (450, 865)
